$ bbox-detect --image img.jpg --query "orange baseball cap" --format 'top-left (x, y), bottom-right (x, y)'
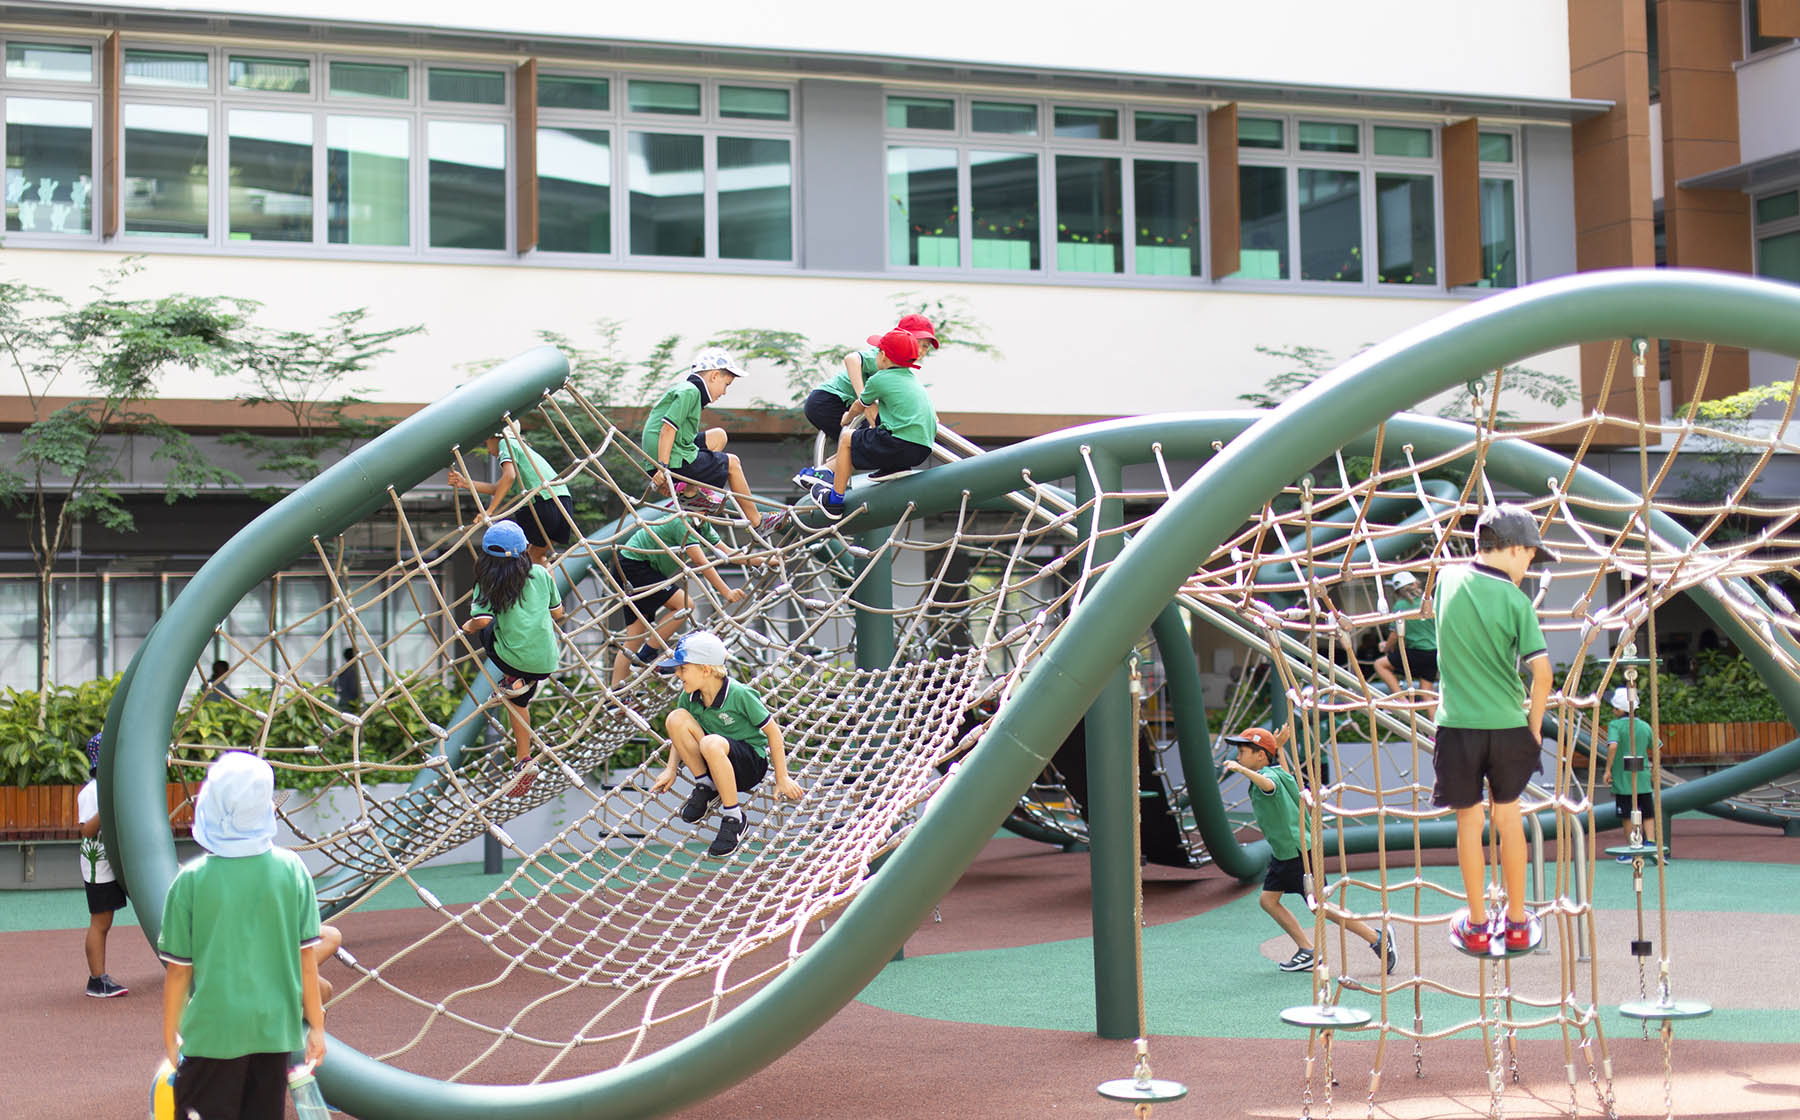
top-left (1223, 727), bottom-right (1280, 758)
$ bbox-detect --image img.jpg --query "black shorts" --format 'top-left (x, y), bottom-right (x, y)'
top-left (478, 625), bottom-right (548, 706)
top-left (511, 495), bottom-right (574, 548)
top-left (85, 879), bottom-right (127, 915)
top-left (1615, 790), bottom-right (1655, 821)
top-left (1431, 725), bottom-right (1541, 809)
top-left (616, 554), bottom-right (679, 620)
top-left (668, 431), bottom-right (731, 489)
top-left (699, 735), bottom-right (770, 795)
top-left (1392, 647), bottom-right (1438, 680)
top-left (1262, 854), bottom-right (1308, 895)
top-left (849, 427), bottom-right (931, 474)
top-left (804, 389), bottom-right (850, 442)
top-left (174, 1052), bottom-right (290, 1120)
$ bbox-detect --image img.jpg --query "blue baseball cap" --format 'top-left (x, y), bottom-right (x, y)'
top-left (85, 731), bottom-right (103, 778)
top-left (483, 520), bottom-right (529, 558)
top-left (656, 630), bottom-right (730, 671)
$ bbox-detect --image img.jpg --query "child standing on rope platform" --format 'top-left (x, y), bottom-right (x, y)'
top-left (649, 630), bottom-right (803, 857)
top-left (1372, 570), bottom-right (1438, 695)
top-left (609, 505), bottom-right (748, 687)
top-left (795, 314), bottom-right (940, 476)
top-left (1604, 686), bottom-right (1663, 860)
top-left (805, 329), bottom-right (938, 518)
top-left (643, 348), bottom-right (787, 534)
top-left (1221, 727), bottom-right (1396, 976)
top-left (1434, 505), bottom-right (1555, 956)
top-left (446, 430), bottom-right (577, 566)
top-left (158, 751), bottom-right (326, 1120)
top-left (462, 520), bottom-right (566, 798)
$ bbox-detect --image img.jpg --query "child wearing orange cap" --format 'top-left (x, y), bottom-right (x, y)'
top-left (802, 327), bottom-right (938, 517)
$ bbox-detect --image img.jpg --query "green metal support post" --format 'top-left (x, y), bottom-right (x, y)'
top-left (1077, 446), bottom-right (1141, 1039)
top-left (851, 529), bottom-right (902, 957)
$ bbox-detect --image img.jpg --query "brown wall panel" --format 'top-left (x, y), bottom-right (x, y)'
top-left (514, 59), bottom-right (538, 255)
top-left (1759, 0), bottom-right (1800, 36)
top-left (101, 32), bottom-right (120, 239)
top-left (1206, 103), bottom-right (1239, 280)
top-left (1441, 118), bottom-right (1481, 287)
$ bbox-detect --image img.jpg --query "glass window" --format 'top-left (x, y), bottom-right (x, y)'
top-left (629, 131), bottom-right (703, 256)
top-left (718, 136), bottom-right (791, 260)
top-left (1238, 165), bottom-right (1287, 278)
top-left (229, 55), bottom-right (311, 94)
top-left (428, 120), bottom-right (506, 249)
top-left (887, 146), bottom-right (959, 267)
top-left (1299, 168), bottom-right (1361, 281)
top-left (228, 109), bottom-right (313, 242)
top-left (538, 74), bottom-right (609, 112)
top-left (1298, 121), bottom-right (1359, 153)
top-left (1478, 131), bottom-right (1515, 163)
top-left (330, 61), bottom-right (408, 100)
top-left (124, 48), bottom-right (208, 90)
top-left (1053, 106), bottom-right (1118, 140)
top-left (110, 578), bottom-right (159, 677)
top-left (972, 101), bottom-right (1037, 136)
top-left (5, 98), bottom-right (93, 236)
top-left (52, 579), bottom-right (98, 685)
top-left (124, 103), bottom-right (209, 239)
top-left (1476, 177), bottom-right (1518, 288)
top-left (222, 580), bottom-right (274, 692)
top-left (1761, 230), bottom-right (1800, 284)
top-left (1756, 190), bottom-right (1800, 224)
top-left (0, 580), bottom-right (35, 690)
top-left (1373, 126), bottom-right (1432, 158)
top-left (887, 95), bottom-right (954, 130)
top-left (970, 150), bottom-right (1039, 270)
top-left (537, 126), bottom-right (610, 253)
top-left (1054, 155), bottom-right (1121, 273)
top-left (1238, 118), bottom-right (1283, 149)
top-left (1375, 172), bottom-right (1435, 284)
top-left (629, 80), bottom-right (701, 116)
top-left (719, 86), bottom-right (789, 121)
top-left (1134, 159), bottom-right (1200, 277)
top-left (428, 68), bottom-right (504, 105)
top-left (1135, 111), bottom-right (1197, 145)
top-left (5, 42), bottom-right (93, 82)
top-left (328, 115), bottom-right (410, 246)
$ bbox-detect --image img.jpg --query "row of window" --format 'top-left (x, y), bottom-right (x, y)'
top-left (3, 34), bottom-right (1521, 287)
top-left (1756, 187), bottom-right (1800, 286)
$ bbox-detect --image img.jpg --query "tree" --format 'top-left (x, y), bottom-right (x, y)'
top-left (0, 259), bottom-right (252, 699)
top-left (1672, 380), bottom-right (1794, 507)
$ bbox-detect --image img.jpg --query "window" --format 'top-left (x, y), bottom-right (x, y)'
top-left (52, 578), bottom-right (99, 684)
top-left (1055, 155), bottom-right (1122, 273)
top-left (1756, 188), bottom-right (1800, 285)
top-left (125, 49), bottom-right (208, 90)
top-left (630, 80), bottom-right (701, 116)
top-left (717, 136), bottom-right (791, 259)
top-left (971, 150), bottom-right (1039, 270)
top-left (428, 119), bottom-right (506, 249)
top-left (0, 581), bottom-right (35, 690)
top-left (1375, 172), bottom-right (1435, 284)
top-left (1135, 111), bottom-right (1197, 145)
top-left (5, 97), bottom-right (94, 236)
top-left (327, 115), bottom-right (410, 246)
top-left (539, 74), bottom-right (609, 112)
top-left (887, 146), bottom-right (959, 267)
top-left (1053, 106), bottom-right (1118, 140)
top-left (537, 126), bottom-right (610, 253)
top-left (1298, 121), bottom-right (1358, 154)
top-left (973, 101), bottom-right (1037, 136)
top-left (229, 55), bottom-right (310, 94)
top-left (1298, 168), bottom-right (1361, 281)
top-left (1475, 129), bottom-right (1521, 288)
top-left (1238, 117), bottom-right (1284, 149)
top-left (6, 41), bottom-right (92, 82)
top-left (228, 108), bottom-right (313, 241)
top-left (429, 67), bottom-right (504, 105)
top-left (1238, 165), bottom-right (1288, 278)
top-left (1135, 159), bottom-right (1200, 276)
top-left (1373, 126), bottom-right (1432, 159)
top-left (888, 95), bottom-right (954, 131)
top-left (629, 131), bottom-right (703, 256)
top-left (719, 86), bottom-right (789, 121)
top-left (124, 103), bottom-right (209, 238)
top-left (330, 61), bottom-right (408, 101)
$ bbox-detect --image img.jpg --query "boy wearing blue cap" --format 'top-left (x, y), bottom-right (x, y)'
top-left (158, 751), bottom-right (327, 1120)
top-left (462, 520), bottom-right (567, 798)
top-left (649, 630), bottom-right (803, 856)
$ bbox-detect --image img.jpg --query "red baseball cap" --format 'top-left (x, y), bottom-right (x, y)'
top-left (866, 328), bottom-right (923, 369)
top-left (1223, 727), bottom-right (1280, 758)
top-left (895, 312), bottom-right (940, 350)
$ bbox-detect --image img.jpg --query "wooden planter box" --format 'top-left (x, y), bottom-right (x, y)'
top-left (1661, 721), bottom-right (1794, 763)
top-left (0, 782), bottom-right (195, 841)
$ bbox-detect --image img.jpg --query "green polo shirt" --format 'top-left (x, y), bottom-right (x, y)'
top-left (674, 677), bottom-right (772, 756)
top-left (471, 564), bottom-right (561, 675)
top-left (157, 848), bottom-right (321, 1060)
top-left (642, 376), bottom-right (708, 470)
top-left (1607, 716), bottom-right (1658, 795)
top-left (1249, 764), bottom-right (1305, 861)
top-left (861, 368), bottom-right (937, 448)
top-left (1434, 562), bottom-right (1548, 730)
top-left (818, 347), bottom-right (879, 405)
top-left (497, 435), bottom-right (570, 499)
top-left (1398, 604), bottom-right (1437, 650)
top-left (622, 512), bottom-right (724, 578)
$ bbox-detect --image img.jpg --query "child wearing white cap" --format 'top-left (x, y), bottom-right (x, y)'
top-left (642, 347), bottom-right (787, 534)
top-left (649, 629), bottom-right (803, 856)
top-left (1604, 686), bottom-right (1663, 859)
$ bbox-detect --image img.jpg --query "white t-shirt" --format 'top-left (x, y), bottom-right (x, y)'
top-left (76, 780), bottom-right (114, 885)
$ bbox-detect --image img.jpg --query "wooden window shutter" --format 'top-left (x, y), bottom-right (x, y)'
top-left (1207, 102), bottom-right (1239, 280)
top-left (1441, 117), bottom-right (1481, 288)
top-left (102, 32), bottom-right (121, 239)
top-left (515, 58), bottom-right (538, 254)
top-left (1760, 0), bottom-right (1800, 37)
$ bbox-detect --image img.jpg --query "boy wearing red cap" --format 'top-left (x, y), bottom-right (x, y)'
top-left (1221, 725), bottom-right (1395, 975)
top-left (804, 327), bottom-right (938, 517)
top-left (795, 315), bottom-right (939, 488)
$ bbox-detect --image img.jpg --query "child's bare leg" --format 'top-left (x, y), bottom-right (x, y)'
top-left (698, 734), bottom-right (742, 810)
top-left (84, 910), bottom-right (113, 976)
top-left (315, 924), bottom-right (344, 1001)
top-left (612, 617), bottom-right (649, 686)
top-left (704, 427), bottom-right (729, 452)
top-left (1454, 803), bottom-right (1490, 924)
top-left (652, 595), bottom-right (687, 648)
top-left (503, 698), bottom-right (532, 763)
top-left (723, 453), bottom-right (761, 527)
top-left (1645, 811), bottom-right (1659, 846)
top-left (832, 429), bottom-right (855, 496)
top-left (1260, 891), bottom-right (1311, 951)
top-left (665, 709), bottom-right (710, 778)
top-left (1492, 798), bottom-right (1529, 923)
top-left (1373, 655), bottom-right (1400, 693)
top-left (527, 543), bottom-right (549, 567)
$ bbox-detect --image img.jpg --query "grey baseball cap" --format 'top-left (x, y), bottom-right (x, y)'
top-left (1474, 504), bottom-right (1557, 566)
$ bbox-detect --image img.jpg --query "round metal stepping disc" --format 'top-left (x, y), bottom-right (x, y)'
top-left (1097, 1078), bottom-right (1189, 1103)
top-left (1603, 844), bottom-right (1661, 858)
top-left (1619, 998), bottom-right (1713, 1022)
top-left (1280, 1004), bottom-right (1373, 1029)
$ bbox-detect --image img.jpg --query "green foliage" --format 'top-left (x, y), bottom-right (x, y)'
top-left (1670, 380), bottom-right (1796, 506)
top-left (1566, 648), bottom-right (1785, 725)
top-left (0, 675), bottom-right (119, 786)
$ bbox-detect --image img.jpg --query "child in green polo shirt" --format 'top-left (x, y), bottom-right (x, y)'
top-left (158, 751), bottom-right (326, 1120)
top-left (1433, 505), bottom-right (1555, 955)
top-left (804, 329), bottom-right (938, 518)
top-left (1373, 570), bottom-right (1438, 696)
top-left (446, 429), bottom-right (577, 565)
top-left (1222, 726), bottom-right (1395, 975)
top-left (649, 630), bottom-right (803, 857)
top-left (1603, 686), bottom-right (1662, 860)
top-left (462, 520), bottom-right (566, 798)
top-left (609, 505), bottom-right (748, 687)
top-left (794, 313), bottom-right (940, 485)
top-left (642, 347), bottom-right (785, 533)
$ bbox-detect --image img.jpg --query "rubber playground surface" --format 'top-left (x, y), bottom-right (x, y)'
top-left (6, 815), bottom-right (1800, 1118)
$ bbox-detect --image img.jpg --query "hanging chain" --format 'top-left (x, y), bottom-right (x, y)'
top-left (1659, 1021), bottom-right (1676, 1120)
top-left (1579, 1033), bottom-right (1619, 1120)
top-left (1301, 1049), bottom-right (1316, 1120)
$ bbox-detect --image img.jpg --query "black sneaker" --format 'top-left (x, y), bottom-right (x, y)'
top-left (810, 483), bottom-right (844, 519)
top-left (1277, 948), bottom-right (1315, 973)
top-left (85, 974), bottom-right (128, 998)
top-left (679, 782), bottom-right (720, 824)
top-left (1371, 929), bottom-right (1397, 975)
top-left (708, 812), bottom-right (746, 857)
top-left (866, 467), bottom-right (918, 483)
top-left (633, 643), bottom-right (659, 665)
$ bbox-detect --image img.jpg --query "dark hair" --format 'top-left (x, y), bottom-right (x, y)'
top-left (342, 647), bottom-right (356, 661)
top-left (210, 659), bottom-right (229, 678)
top-left (475, 552), bottom-right (533, 614)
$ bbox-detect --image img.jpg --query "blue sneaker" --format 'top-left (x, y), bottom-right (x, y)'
top-left (792, 465), bottom-right (833, 489)
top-left (810, 483), bottom-right (844, 518)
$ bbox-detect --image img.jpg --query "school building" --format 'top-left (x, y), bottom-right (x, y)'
top-left (0, 0), bottom-right (1796, 687)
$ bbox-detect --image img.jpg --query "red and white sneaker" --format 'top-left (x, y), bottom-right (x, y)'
top-left (504, 760), bottom-right (538, 799)
top-left (1448, 911), bottom-right (1491, 955)
top-left (1504, 912), bottom-right (1542, 953)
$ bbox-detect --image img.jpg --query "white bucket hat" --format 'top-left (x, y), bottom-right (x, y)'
top-left (192, 751), bottom-right (278, 858)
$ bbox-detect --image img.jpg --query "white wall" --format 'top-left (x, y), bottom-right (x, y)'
top-left (1737, 45), bottom-right (1800, 165)
top-left (3, 250), bottom-right (1582, 421)
top-left (81, 0), bottom-right (1573, 102)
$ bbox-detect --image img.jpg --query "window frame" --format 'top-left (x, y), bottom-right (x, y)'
top-left (1752, 182), bottom-right (1800, 284)
top-left (1467, 125), bottom-right (1526, 291)
top-left (2, 33), bottom-right (102, 245)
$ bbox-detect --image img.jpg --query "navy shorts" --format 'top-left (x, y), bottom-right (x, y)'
top-left (478, 625), bottom-right (549, 707)
top-left (698, 735), bottom-right (769, 795)
top-left (174, 1052), bottom-right (289, 1120)
top-left (511, 495), bottom-right (574, 548)
top-left (1431, 725), bottom-right (1541, 809)
top-left (85, 879), bottom-right (127, 915)
top-left (616, 554), bottom-right (679, 620)
top-left (849, 427), bottom-right (931, 474)
top-left (669, 431), bottom-right (731, 489)
top-left (1262, 854), bottom-right (1308, 895)
top-left (1388, 647), bottom-right (1437, 680)
top-left (1615, 790), bottom-right (1655, 822)
top-left (804, 389), bottom-right (850, 442)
